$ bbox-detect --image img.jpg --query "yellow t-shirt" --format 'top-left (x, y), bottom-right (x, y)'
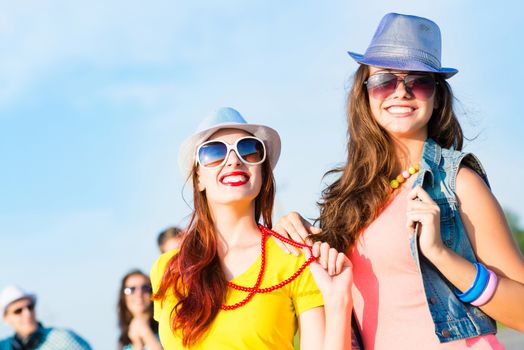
top-left (150, 238), bottom-right (324, 350)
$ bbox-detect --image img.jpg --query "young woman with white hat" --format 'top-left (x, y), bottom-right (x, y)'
top-left (150, 107), bottom-right (354, 349)
top-left (275, 12), bottom-right (524, 349)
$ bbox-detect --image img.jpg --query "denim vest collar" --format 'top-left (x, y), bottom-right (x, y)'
top-left (413, 138), bottom-right (441, 189)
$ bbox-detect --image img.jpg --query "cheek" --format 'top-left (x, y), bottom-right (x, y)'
top-left (253, 168), bottom-right (264, 192)
top-left (368, 97), bottom-right (382, 119)
top-left (421, 98), bottom-right (436, 119)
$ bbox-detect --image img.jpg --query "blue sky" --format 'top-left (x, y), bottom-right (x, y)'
top-left (1, 1), bottom-right (523, 348)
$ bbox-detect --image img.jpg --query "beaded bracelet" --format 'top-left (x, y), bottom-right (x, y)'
top-left (471, 270), bottom-right (498, 307)
top-left (455, 262), bottom-right (490, 303)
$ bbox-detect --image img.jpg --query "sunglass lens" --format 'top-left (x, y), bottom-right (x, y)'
top-left (237, 138), bottom-right (265, 164)
top-left (366, 73), bottom-right (398, 99)
top-left (405, 75), bottom-right (435, 99)
top-left (12, 303), bottom-right (34, 315)
top-left (198, 141), bottom-right (227, 168)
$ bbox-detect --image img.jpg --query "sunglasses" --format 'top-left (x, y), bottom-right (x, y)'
top-left (11, 303), bottom-right (35, 315)
top-left (196, 136), bottom-right (266, 169)
top-left (364, 72), bottom-right (437, 100)
top-left (124, 285), bottom-right (152, 296)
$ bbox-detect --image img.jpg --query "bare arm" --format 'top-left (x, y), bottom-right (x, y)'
top-left (300, 243), bottom-right (353, 350)
top-left (455, 167), bottom-right (524, 330)
top-left (407, 167), bottom-right (524, 331)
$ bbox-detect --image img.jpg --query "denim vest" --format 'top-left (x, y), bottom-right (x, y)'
top-left (409, 138), bottom-right (497, 342)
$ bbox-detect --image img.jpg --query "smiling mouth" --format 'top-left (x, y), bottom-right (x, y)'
top-left (219, 172), bottom-right (250, 186)
top-left (387, 106), bottom-right (415, 114)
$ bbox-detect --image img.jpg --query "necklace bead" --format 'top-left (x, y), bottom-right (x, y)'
top-left (390, 164), bottom-right (420, 190)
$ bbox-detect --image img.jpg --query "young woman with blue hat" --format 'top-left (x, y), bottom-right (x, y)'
top-left (275, 13), bottom-right (523, 349)
top-left (150, 107), bottom-right (354, 349)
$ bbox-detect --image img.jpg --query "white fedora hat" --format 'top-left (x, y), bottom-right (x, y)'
top-left (178, 107), bottom-right (281, 179)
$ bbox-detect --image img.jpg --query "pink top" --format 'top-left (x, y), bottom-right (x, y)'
top-left (349, 181), bottom-right (504, 349)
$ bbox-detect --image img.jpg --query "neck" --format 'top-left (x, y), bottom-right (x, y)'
top-left (209, 201), bottom-right (261, 256)
top-left (390, 135), bottom-right (426, 170)
top-left (15, 323), bottom-right (41, 343)
top-left (131, 311), bottom-right (150, 320)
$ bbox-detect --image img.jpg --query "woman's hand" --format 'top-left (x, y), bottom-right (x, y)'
top-left (406, 186), bottom-right (446, 262)
top-left (128, 316), bottom-right (149, 340)
top-left (128, 316), bottom-right (163, 350)
top-left (272, 211), bottom-right (322, 255)
top-left (305, 242), bottom-right (353, 301)
top-left (128, 318), bottom-right (145, 350)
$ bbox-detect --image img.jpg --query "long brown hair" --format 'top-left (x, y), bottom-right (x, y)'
top-left (117, 269), bottom-right (158, 349)
top-left (153, 157), bottom-right (275, 347)
top-left (315, 65), bottom-right (463, 252)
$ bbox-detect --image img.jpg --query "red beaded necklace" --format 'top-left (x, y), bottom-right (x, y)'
top-left (221, 224), bottom-right (315, 311)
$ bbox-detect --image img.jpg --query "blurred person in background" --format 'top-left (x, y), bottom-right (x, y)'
top-left (157, 227), bottom-right (183, 254)
top-left (0, 285), bottom-right (92, 350)
top-left (117, 270), bottom-right (162, 350)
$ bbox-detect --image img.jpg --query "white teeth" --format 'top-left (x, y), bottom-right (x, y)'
top-left (222, 175), bottom-right (247, 183)
top-left (388, 106), bottom-right (414, 114)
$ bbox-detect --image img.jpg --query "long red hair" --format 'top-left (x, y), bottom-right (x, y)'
top-left (153, 159), bottom-right (275, 346)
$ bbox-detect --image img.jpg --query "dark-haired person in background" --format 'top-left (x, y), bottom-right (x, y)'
top-left (157, 227), bottom-right (183, 254)
top-left (117, 270), bottom-right (162, 350)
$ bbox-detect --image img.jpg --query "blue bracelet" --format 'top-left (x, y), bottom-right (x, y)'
top-left (455, 262), bottom-right (490, 303)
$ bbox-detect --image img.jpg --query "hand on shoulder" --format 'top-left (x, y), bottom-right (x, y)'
top-left (272, 212), bottom-right (322, 255)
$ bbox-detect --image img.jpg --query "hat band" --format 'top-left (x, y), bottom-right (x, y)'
top-left (364, 45), bottom-right (442, 70)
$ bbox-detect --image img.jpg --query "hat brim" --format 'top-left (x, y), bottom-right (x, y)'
top-left (178, 122), bottom-right (281, 180)
top-left (348, 51), bottom-right (458, 78)
top-left (2, 294), bottom-right (37, 315)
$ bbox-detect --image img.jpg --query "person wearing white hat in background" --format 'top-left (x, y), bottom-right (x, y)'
top-left (150, 107), bottom-right (355, 349)
top-left (274, 12), bottom-right (524, 349)
top-left (0, 285), bottom-right (92, 350)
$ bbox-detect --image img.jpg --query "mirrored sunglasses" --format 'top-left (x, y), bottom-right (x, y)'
top-left (196, 136), bottom-right (266, 169)
top-left (11, 302), bottom-right (35, 315)
top-left (124, 285), bottom-right (152, 296)
top-left (365, 72), bottom-right (437, 100)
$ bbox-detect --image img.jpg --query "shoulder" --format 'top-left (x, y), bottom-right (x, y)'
top-left (456, 166), bottom-right (490, 193)
top-left (435, 145), bottom-right (490, 190)
top-left (266, 238), bottom-right (308, 269)
top-left (0, 337), bottom-right (13, 349)
top-left (45, 327), bottom-right (92, 349)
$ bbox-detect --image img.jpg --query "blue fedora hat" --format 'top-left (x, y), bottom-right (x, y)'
top-left (348, 13), bottom-right (458, 78)
top-left (178, 107), bottom-right (281, 179)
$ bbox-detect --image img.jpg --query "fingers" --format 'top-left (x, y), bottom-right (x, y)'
top-left (312, 241), bottom-right (321, 258)
top-left (314, 242), bottom-right (350, 276)
top-left (406, 186), bottom-right (439, 235)
top-left (319, 242), bottom-right (330, 270)
top-left (335, 251), bottom-right (351, 274)
top-left (329, 248), bottom-right (341, 275)
top-left (271, 235), bottom-right (293, 255)
top-left (407, 186), bottom-right (435, 204)
top-left (273, 212), bottom-right (319, 256)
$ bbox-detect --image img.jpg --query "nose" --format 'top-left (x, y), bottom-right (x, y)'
top-left (392, 77), bottom-right (412, 99)
top-left (225, 149), bottom-right (242, 167)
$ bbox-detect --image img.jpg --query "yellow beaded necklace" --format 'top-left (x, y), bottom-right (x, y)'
top-left (390, 164), bottom-right (420, 190)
